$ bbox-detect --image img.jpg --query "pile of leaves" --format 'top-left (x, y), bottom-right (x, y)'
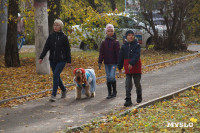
top-left (0, 50), bottom-right (199, 107)
top-left (69, 86), bottom-right (200, 133)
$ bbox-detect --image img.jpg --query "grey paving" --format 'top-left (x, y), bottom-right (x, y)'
top-left (187, 44), bottom-right (200, 52)
top-left (0, 56), bottom-right (200, 133)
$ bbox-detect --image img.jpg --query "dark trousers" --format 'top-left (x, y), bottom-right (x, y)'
top-left (125, 74), bottom-right (142, 99)
top-left (50, 61), bottom-right (66, 96)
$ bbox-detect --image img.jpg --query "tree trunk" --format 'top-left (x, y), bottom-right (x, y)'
top-left (110, 0), bottom-right (116, 11)
top-left (34, 0), bottom-right (50, 74)
top-left (0, 0), bottom-right (8, 55)
top-left (5, 0), bottom-right (20, 67)
top-left (47, 0), bottom-right (61, 34)
top-left (87, 0), bottom-right (96, 10)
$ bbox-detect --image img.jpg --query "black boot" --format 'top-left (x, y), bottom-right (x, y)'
top-left (124, 98), bottom-right (132, 107)
top-left (111, 81), bottom-right (117, 97)
top-left (106, 82), bottom-right (112, 99)
top-left (137, 94), bottom-right (142, 103)
top-left (136, 89), bottom-right (142, 103)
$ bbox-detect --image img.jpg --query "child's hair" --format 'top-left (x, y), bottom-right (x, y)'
top-left (125, 30), bottom-right (134, 38)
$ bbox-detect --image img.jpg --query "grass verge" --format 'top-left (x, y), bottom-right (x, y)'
top-left (67, 86), bottom-right (200, 133)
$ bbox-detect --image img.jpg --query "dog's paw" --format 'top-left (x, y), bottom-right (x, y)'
top-left (91, 92), bottom-right (95, 98)
top-left (76, 97), bottom-right (81, 100)
top-left (85, 94), bottom-right (90, 98)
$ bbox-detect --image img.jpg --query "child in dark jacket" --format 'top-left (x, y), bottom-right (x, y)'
top-left (118, 30), bottom-right (142, 106)
top-left (98, 24), bottom-right (120, 99)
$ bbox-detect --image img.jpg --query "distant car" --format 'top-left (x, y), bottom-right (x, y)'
top-left (69, 13), bottom-right (171, 50)
top-left (113, 14), bottom-right (154, 48)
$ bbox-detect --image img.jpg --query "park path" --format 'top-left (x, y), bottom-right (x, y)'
top-left (0, 54), bottom-right (200, 133)
top-left (0, 44), bottom-right (200, 133)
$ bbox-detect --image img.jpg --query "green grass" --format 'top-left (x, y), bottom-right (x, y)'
top-left (71, 50), bottom-right (99, 57)
top-left (70, 87), bottom-right (200, 133)
top-left (19, 52), bottom-right (36, 58)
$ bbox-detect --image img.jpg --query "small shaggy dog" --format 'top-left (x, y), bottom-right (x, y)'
top-left (73, 68), bottom-right (96, 100)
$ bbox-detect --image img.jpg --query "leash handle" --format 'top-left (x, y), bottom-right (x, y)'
top-left (70, 65), bottom-right (74, 70)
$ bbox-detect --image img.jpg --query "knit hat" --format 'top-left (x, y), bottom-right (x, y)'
top-left (106, 24), bottom-right (114, 32)
top-left (125, 30), bottom-right (134, 38)
top-left (54, 19), bottom-right (64, 30)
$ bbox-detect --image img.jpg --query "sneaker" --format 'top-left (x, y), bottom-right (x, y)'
top-left (61, 90), bottom-right (67, 98)
top-left (49, 95), bottom-right (56, 102)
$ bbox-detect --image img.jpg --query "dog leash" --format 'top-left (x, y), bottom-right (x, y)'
top-left (69, 65), bottom-right (75, 76)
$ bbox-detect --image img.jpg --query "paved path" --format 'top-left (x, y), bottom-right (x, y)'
top-left (187, 44), bottom-right (200, 52)
top-left (1, 56), bottom-right (200, 133)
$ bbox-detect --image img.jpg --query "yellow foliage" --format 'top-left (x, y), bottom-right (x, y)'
top-left (53, 4), bottom-right (57, 9)
top-left (190, 118), bottom-right (198, 123)
top-left (112, 116), bottom-right (117, 121)
top-left (94, 0), bottom-right (99, 4)
top-left (60, 0), bottom-right (119, 47)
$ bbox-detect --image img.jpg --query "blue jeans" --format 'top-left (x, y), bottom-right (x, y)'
top-left (17, 34), bottom-right (25, 50)
top-left (105, 64), bottom-right (117, 82)
top-left (50, 61), bottom-right (67, 96)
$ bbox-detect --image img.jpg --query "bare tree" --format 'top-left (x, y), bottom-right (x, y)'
top-left (5, 0), bottom-right (20, 67)
top-left (137, 0), bottom-right (194, 51)
top-left (34, 0), bottom-right (50, 74)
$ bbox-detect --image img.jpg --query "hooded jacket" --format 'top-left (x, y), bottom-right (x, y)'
top-left (98, 34), bottom-right (120, 64)
top-left (118, 39), bottom-right (142, 74)
top-left (39, 31), bottom-right (71, 63)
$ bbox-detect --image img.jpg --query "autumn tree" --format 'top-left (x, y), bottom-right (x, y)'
top-left (87, 0), bottom-right (97, 10)
top-left (47, 0), bottom-right (61, 34)
top-left (187, 0), bottom-right (200, 42)
top-left (110, 0), bottom-right (116, 11)
top-left (5, 0), bottom-right (20, 67)
top-left (85, 0), bottom-right (124, 13)
top-left (136, 0), bottom-right (195, 51)
top-left (61, 0), bottom-right (117, 49)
